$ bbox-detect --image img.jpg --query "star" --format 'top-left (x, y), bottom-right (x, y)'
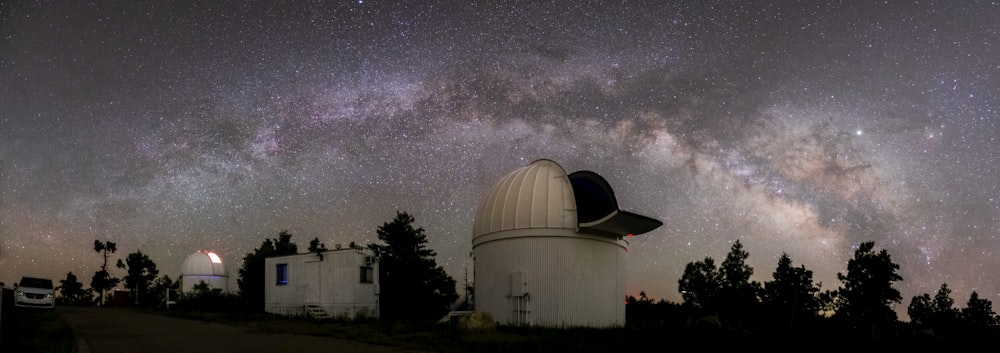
top-left (1, 1), bottom-right (998, 323)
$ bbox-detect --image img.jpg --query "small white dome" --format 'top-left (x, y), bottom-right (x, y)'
top-left (472, 159), bottom-right (578, 244)
top-left (180, 250), bottom-right (228, 277)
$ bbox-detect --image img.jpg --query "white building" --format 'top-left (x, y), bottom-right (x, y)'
top-left (264, 246), bottom-right (379, 319)
top-left (179, 250), bottom-right (229, 293)
top-left (472, 159), bottom-right (662, 328)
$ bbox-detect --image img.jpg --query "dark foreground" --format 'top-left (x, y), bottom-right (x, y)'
top-left (5, 303), bottom-right (999, 353)
top-left (57, 306), bottom-right (424, 353)
top-left (1, 306), bottom-right (75, 352)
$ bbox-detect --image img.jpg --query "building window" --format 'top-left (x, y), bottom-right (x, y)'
top-left (360, 266), bottom-right (374, 283)
top-left (276, 263), bottom-right (288, 285)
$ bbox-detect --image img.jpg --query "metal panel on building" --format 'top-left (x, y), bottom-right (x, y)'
top-left (472, 159), bottom-right (660, 328)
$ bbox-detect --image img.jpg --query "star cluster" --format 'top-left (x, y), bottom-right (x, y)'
top-left (2, 1), bottom-right (998, 320)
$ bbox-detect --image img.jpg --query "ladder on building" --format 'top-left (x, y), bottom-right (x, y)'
top-left (305, 304), bottom-right (331, 319)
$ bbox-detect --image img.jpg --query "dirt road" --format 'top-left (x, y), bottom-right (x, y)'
top-left (58, 307), bottom-right (424, 353)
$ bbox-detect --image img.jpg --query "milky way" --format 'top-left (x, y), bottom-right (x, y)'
top-left (2, 1), bottom-right (998, 320)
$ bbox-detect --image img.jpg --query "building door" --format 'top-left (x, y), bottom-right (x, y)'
top-left (305, 261), bottom-right (321, 303)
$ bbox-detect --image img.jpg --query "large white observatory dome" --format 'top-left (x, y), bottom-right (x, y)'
top-left (473, 159), bottom-right (577, 240)
top-left (472, 159), bottom-right (662, 328)
top-left (180, 250), bottom-right (229, 293)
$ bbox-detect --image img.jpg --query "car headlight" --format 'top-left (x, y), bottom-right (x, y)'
top-left (45, 293), bottom-right (54, 298)
top-left (15, 290), bottom-right (24, 296)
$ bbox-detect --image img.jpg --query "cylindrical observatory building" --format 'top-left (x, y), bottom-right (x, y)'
top-left (179, 250), bottom-right (229, 293)
top-left (472, 159), bottom-right (663, 328)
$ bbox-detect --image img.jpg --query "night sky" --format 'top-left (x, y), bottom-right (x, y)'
top-left (2, 1), bottom-right (998, 320)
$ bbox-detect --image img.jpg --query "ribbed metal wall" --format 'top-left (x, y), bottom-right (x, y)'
top-left (473, 229), bottom-right (627, 328)
top-left (472, 159), bottom-right (629, 328)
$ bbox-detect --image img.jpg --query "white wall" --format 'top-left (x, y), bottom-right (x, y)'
top-left (264, 249), bottom-right (379, 319)
top-left (473, 229), bottom-right (627, 328)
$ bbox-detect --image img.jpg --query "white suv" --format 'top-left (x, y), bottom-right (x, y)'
top-left (14, 276), bottom-right (55, 309)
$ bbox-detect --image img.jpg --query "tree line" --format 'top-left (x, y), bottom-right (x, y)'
top-left (54, 211), bottom-right (458, 322)
top-left (53, 216), bottom-right (999, 346)
top-left (626, 239), bottom-right (999, 347)
top-left (58, 240), bottom-right (168, 307)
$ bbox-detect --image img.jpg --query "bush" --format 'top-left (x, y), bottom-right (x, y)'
top-left (174, 282), bottom-right (246, 313)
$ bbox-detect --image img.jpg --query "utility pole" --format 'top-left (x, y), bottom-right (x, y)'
top-left (462, 266), bottom-right (473, 309)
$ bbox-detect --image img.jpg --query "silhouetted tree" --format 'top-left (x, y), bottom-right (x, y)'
top-left (908, 293), bottom-right (934, 327)
top-left (817, 288), bottom-right (837, 313)
top-left (717, 239), bottom-right (762, 329)
top-left (625, 290), bottom-right (664, 328)
top-left (149, 275), bottom-right (180, 308)
top-left (907, 284), bottom-right (953, 334)
top-left (308, 237), bottom-right (327, 253)
top-left (763, 252), bottom-right (823, 332)
top-left (58, 272), bottom-right (92, 306)
top-left (833, 241), bottom-right (902, 336)
top-left (116, 250), bottom-right (159, 306)
top-left (238, 230), bottom-right (298, 311)
top-left (369, 211), bottom-right (458, 322)
top-left (91, 240), bottom-right (120, 306)
top-left (626, 295), bottom-right (638, 305)
top-left (932, 283), bottom-right (960, 334)
top-left (638, 290), bottom-right (651, 303)
top-left (907, 285), bottom-right (1000, 348)
top-left (678, 257), bottom-right (721, 318)
top-left (962, 291), bottom-right (998, 337)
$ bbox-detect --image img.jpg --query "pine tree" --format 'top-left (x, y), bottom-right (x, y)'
top-left (834, 241), bottom-right (903, 335)
top-left (962, 291), bottom-right (998, 336)
top-left (58, 272), bottom-right (92, 306)
top-left (908, 293), bottom-right (934, 327)
top-left (369, 211), bottom-right (458, 322)
top-left (717, 240), bottom-right (762, 329)
top-left (678, 257), bottom-right (721, 315)
top-left (117, 251), bottom-right (160, 306)
top-left (238, 230), bottom-right (298, 311)
top-left (764, 252), bottom-right (822, 331)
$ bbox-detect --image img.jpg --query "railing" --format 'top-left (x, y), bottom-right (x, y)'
top-left (304, 304), bottom-right (331, 319)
